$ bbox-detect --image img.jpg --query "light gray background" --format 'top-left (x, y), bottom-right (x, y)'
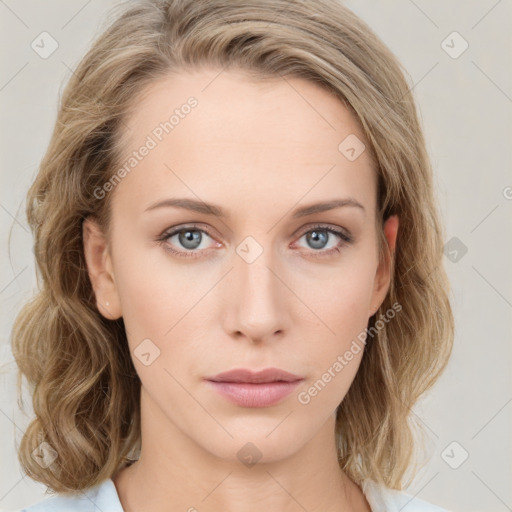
top-left (1, 1), bottom-right (511, 511)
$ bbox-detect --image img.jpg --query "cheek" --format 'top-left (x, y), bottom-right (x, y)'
top-left (297, 259), bottom-right (375, 393)
top-left (304, 258), bottom-right (375, 339)
top-left (112, 259), bottom-right (200, 399)
top-left (111, 244), bottom-right (214, 386)
top-left (110, 231), bottom-right (194, 336)
top-left (115, 267), bottom-right (169, 338)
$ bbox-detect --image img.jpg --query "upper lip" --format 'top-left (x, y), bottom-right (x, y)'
top-left (206, 368), bottom-right (303, 384)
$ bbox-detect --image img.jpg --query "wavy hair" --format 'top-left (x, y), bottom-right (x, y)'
top-left (10, 0), bottom-right (454, 494)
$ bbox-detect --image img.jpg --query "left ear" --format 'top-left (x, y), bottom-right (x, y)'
top-left (82, 216), bottom-right (123, 320)
top-left (369, 215), bottom-right (399, 317)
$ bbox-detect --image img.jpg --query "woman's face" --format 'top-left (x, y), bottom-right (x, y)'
top-left (84, 67), bottom-right (398, 464)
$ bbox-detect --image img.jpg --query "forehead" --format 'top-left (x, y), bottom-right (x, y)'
top-left (112, 67), bottom-right (377, 219)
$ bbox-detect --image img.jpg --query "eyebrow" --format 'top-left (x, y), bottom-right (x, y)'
top-left (144, 197), bottom-right (365, 218)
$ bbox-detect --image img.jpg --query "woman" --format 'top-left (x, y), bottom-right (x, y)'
top-left (11, 0), bottom-right (454, 510)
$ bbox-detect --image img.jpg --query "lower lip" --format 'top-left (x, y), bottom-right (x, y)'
top-left (206, 380), bottom-right (303, 408)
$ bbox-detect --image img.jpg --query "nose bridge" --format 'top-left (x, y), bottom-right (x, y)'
top-left (227, 236), bottom-right (287, 341)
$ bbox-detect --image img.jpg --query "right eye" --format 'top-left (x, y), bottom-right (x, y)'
top-left (155, 224), bottom-right (221, 259)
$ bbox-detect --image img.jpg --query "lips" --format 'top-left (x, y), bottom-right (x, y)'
top-left (206, 367), bottom-right (303, 384)
top-left (205, 368), bottom-right (304, 408)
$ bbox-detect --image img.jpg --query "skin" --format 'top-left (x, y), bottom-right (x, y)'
top-left (83, 67), bottom-right (399, 512)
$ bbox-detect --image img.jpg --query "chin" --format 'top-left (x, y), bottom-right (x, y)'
top-left (195, 421), bottom-right (311, 467)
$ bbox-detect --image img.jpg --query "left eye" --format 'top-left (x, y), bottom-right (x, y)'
top-left (292, 225), bottom-right (354, 258)
top-left (157, 224), bottom-right (352, 259)
top-left (295, 228), bottom-right (346, 251)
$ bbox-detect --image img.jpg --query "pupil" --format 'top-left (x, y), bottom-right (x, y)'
top-left (180, 230), bottom-right (201, 249)
top-left (308, 230), bottom-right (327, 249)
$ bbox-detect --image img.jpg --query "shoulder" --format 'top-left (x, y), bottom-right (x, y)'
top-left (15, 478), bottom-right (123, 512)
top-left (362, 479), bottom-right (453, 512)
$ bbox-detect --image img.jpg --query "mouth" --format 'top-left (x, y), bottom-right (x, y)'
top-left (206, 367), bottom-right (303, 384)
top-left (204, 368), bottom-right (304, 408)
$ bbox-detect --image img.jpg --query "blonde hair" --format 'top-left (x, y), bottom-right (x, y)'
top-left (10, 0), bottom-right (454, 494)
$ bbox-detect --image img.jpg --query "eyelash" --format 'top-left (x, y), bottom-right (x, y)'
top-left (155, 223), bottom-right (354, 260)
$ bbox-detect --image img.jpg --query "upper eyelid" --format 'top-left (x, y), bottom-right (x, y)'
top-left (162, 223), bottom-right (216, 240)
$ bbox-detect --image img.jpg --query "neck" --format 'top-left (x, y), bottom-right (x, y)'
top-left (113, 389), bottom-right (371, 512)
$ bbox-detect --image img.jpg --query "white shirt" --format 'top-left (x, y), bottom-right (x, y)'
top-left (15, 477), bottom-right (452, 511)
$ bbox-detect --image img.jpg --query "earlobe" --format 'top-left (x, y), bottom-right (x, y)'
top-left (82, 216), bottom-right (122, 320)
top-left (369, 215), bottom-right (399, 316)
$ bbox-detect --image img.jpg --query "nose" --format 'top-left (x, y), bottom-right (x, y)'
top-left (224, 243), bottom-right (290, 344)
